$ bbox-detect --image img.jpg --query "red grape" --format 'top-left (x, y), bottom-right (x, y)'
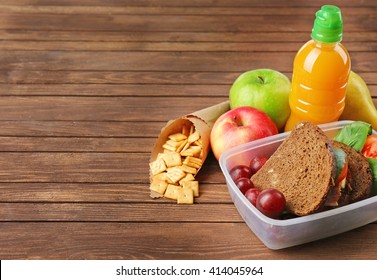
top-left (256, 188), bottom-right (286, 219)
top-left (249, 156), bottom-right (267, 174)
top-left (244, 188), bottom-right (260, 207)
top-left (235, 177), bottom-right (254, 194)
top-left (229, 165), bottom-right (253, 182)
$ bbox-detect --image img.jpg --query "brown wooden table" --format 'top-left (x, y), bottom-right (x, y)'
top-left (0, 0), bottom-right (376, 260)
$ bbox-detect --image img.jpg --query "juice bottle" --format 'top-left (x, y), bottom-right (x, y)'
top-left (284, 5), bottom-right (351, 131)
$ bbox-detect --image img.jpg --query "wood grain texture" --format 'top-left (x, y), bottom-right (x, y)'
top-left (0, 152), bottom-right (222, 183)
top-left (0, 222), bottom-right (376, 260)
top-left (1, 0), bottom-right (376, 8)
top-left (1, 71), bottom-right (377, 87)
top-left (2, 51), bottom-right (377, 72)
top-left (0, 182), bottom-right (230, 203)
top-left (0, 0), bottom-right (376, 260)
top-left (1, 30), bottom-right (376, 42)
top-left (0, 120), bottom-right (163, 137)
top-left (0, 96), bottom-right (227, 121)
top-left (0, 13), bottom-right (375, 32)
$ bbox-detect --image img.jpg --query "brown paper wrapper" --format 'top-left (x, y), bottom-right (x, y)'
top-left (149, 101), bottom-right (230, 198)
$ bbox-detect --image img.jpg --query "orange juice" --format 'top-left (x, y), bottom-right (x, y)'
top-left (284, 5), bottom-right (351, 131)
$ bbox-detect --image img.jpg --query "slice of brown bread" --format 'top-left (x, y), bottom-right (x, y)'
top-left (251, 122), bottom-right (336, 216)
top-left (332, 141), bottom-right (373, 203)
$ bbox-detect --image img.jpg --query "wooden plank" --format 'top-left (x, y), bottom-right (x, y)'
top-left (0, 83), bottom-right (376, 97)
top-left (0, 96), bottom-right (226, 121)
top-left (0, 41), bottom-right (307, 52)
top-left (1, 51), bottom-right (377, 72)
top-left (0, 30), bottom-right (310, 42)
top-left (0, 96), bottom-right (374, 121)
top-left (0, 84), bottom-right (229, 97)
top-left (0, 120), bottom-right (163, 137)
top-left (0, 13), bottom-right (374, 32)
top-left (0, 0), bottom-right (376, 8)
top-left (0, 152), bottom-right (224, 183)
top-left (2, 41), bottom-right (377, 52)
top-left (1, 71), bottom-right (377, 86)
top-left (0, 152), bottom-right (151, 183)
top-left (0, 203), bottom-right (241, 222)
top-left (1, 30), bottom-right (376, 43)
top-left (0, 136), bottom-right (155, 152)
top-left (0, 182), bottom-right (230, 203)
top-left (0, 51), bottom-right (295, 71)
top-left (0, 5), bottom-right (374, 16)
top-left (0, 222), bottom-right (376, 259)
top-left (0, 70), bottom-right (250, 85)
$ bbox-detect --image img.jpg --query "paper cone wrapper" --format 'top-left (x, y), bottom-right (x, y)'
top-left (149, 101), bottom-right (230, 197)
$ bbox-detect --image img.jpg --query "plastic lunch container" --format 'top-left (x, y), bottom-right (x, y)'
top-left (219, 120), bottom-right (377, 250)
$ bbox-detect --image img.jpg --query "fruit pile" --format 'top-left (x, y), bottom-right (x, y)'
top-left (211, 69), bottom-right (377, 162)
top-left (208, 67), bottom-right (377, 219)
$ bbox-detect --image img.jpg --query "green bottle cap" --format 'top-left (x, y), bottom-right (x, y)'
top-left (311, 5), bottom-right (343, 43)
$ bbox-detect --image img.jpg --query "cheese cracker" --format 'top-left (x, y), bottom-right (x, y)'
top-left (177, 188), bottom-right (194, 204)
top-left (162, 152), bottom-right (182, 168)
top-left (188, 130), bottom-right (200, 143)
top-left (183, 180), bottom-right (199, 197)
top-left (164, 184), bottom-right (181, 200)
top-left (169, 133), bottom-right (187, 142)
top-left (149, 158), bottom-right (166, 176)
top-left (166, 167), bottom-right (186, 184)
top-left (150, 179), bottom-right (168, 195)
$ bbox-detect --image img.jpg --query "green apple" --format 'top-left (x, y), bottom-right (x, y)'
top-left (229, 69), bottom-right (291, 131)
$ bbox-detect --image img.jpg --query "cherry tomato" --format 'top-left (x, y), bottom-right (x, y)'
top-left (362, 135), bottom-right (377, 159)
top-left (334, 148), bottom-right (348, 185)
top-left (256, 188), bottom-right (286, 219)
top-left (249, 156), bottom-right (267, 174)
top-left (235, 177), bottom-right (254, 194)
top-left (244, 188), bottom-right (260, 207)
top-left (229, 165), bottom-right (253, 182)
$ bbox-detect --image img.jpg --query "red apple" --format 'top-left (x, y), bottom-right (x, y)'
top-left (210, 106), bottom-right (278, 160)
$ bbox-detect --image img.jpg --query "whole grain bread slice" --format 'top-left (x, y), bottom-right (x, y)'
top-left (332, 141), bottom-right (373, 203)
top-left (251, 122), bottom-right (336, 216)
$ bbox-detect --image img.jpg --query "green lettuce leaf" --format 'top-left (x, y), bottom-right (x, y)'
top-left (333, 148), bottom-right (347, 182)
top-left (333, 121), bottom-right (372, 152)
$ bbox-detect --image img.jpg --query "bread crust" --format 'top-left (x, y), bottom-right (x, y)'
top-left (251, 122), bottom-right (335, 216)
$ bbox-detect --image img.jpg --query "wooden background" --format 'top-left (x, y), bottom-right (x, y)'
top-left (0, 0), bottom-right (376, 259)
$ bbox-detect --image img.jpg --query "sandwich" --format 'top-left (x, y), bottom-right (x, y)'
top-left (331, 141), bottom-right (373, 205)
top-left (250, 121), bottom-right (373, 216)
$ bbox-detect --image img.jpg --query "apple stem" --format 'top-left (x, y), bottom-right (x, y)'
top-left (233, 115), bottom-right (243, 127)
top-left (258, 76), bottom-right (265, 84)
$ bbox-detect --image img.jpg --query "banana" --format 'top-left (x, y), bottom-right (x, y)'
top-left (339, 71), bottom-right (377, 131)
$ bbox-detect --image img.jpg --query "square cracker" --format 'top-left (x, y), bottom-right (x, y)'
top-left (164, 184), bottom-right (181, 200)
top-left (166, 167), bottom-right (186, 184)
top-left (183, 180), bottom-right (199, 197)
top-left (177, 188), bottom-right (194, 204)
top-left (188, 130), bottom-right (200, 143)
top-left (169, 133), bottom-right (187, 142)
top-left (150, 179), bottom-right (168, 195)
top-left (179, 164), bottom-right (197, 175)
top-left (179, 173), bottom-right (195, 186)
top-left (149, 158), bottom-right (166, 176)
top-left (162, 152), bottom-right (182, 168)
top-left (183, 156), bottom-right (202, 169)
